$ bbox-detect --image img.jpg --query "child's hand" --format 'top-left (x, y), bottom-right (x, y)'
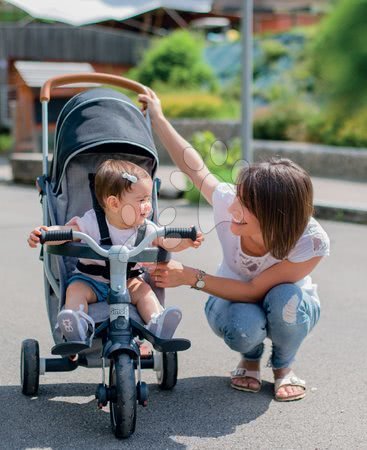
top-left (188, 230), bottom-right (204, 249)
top-left (27, 226), bottom-right (48, 248)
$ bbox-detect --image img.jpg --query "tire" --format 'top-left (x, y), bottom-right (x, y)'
top-left (20, 339), bottom-right (40, 396)
top-left (109, 353), bottom-right (137, 439)
top-left (156, 352), bottom-right (178, 390)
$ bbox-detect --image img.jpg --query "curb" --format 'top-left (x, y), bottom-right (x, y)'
top-left (158, 191), bottom-right (367, 226)
top-left (3, 156), bottom-right (367, 225)
top-left (313, 201), bottom-right (367, 226)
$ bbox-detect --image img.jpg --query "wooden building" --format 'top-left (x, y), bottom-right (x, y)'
top-left (10, 61), bottom-right (98, 152)
top-left (0, 23), bottom-right (150, 139)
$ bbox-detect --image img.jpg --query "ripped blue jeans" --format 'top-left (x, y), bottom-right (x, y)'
top-left (204, 283), bottom-right (320, 369)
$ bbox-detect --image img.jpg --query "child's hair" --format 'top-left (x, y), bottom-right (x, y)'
top-left (236, 158), bottom-right (314, 260)
top-left (95, 159), bottom-right (151, 208)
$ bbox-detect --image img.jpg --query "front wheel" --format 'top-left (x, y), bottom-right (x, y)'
top-left (155, 351), bottom-right (178, 390)
top-left (21, 339), bottom-right (40, 396)
top-left (109, 353), bottom-right (136, 439)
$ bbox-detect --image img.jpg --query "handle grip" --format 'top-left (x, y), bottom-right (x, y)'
top-left (164, 226), bottom-right (197, 241)
top-left (40, 73), bottom-right (149, 102)
top-left (40, 229), bottom-right (73, 244)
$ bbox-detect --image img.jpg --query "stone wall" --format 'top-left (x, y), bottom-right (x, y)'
top-left (11, 119), bottom-right (367, 183)
top-left (155, 119), bottom-right (367, 181)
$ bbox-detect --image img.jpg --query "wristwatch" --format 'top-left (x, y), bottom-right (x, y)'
top-left (191, 269), bottom-right (206, 290)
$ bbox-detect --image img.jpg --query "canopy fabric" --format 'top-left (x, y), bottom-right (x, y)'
top-left (5, 0), bottom-right (213, 26)
top-left (52, 87), bottom-right (158, 193)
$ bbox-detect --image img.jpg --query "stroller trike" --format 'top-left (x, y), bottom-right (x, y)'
top-left (20, 73), bottom-right (194, 439)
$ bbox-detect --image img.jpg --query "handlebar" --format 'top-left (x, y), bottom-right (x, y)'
top-left (40, 73), bottom-right (149, 102)
top-left (40, 229), bottom-right (73, 244)
top-left (164, 226), bottom-right (197, 241)
top-left (40, 226), bottom-right (197, 259)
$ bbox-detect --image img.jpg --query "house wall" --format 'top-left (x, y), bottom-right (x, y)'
top-left (0, 23), bottom-right (150, 128)
top-left (254, 12), bottom-right (323, 33)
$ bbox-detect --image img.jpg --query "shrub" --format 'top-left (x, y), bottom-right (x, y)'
top-left (184, 131), bottom-right (242, 203)
top-left (0, 133), bottom-right (12, 153)
top-left (260, 39), bottom-right (288, 64)
top-left (160, 92), bottom-right (223, 119)
top-left (253, 101), bottom-right (318, 141)
top-left (335, 109), bottom-right (367, 148)
top-left (129, 30), bottom-right (217, 91)
top-left (253, 106), bottom-right (294, 140)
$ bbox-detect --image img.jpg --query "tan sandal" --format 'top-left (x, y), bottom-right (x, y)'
top-left (274, 371), bottom-right (306, 402)
top-left (230, 368), bottom-right (262, 393)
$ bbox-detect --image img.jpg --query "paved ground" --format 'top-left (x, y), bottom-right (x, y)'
top-left (1, 182), bottom-right (367, 449)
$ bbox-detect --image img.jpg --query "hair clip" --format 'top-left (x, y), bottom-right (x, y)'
top-left (122, 172), bottom-right (138, 183)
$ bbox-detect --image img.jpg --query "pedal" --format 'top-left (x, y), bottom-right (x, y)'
top-left (130, 319), bottom-right (191, 353)
top-left (51, 341), bottom-right (91, 356)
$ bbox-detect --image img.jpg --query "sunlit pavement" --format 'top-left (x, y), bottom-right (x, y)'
top-left (1, 182), bottom-right (366, 449)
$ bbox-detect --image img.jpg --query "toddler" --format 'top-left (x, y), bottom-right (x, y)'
top-left (28, 159), bottom-right (203, 343)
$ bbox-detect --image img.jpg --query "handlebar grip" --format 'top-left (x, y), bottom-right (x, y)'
top-left (164, 226), bottom-right (197, 241)
top-left (40, 229), bottom-right (73, 244)
top-left (40, 73), bottom-right (149, 102)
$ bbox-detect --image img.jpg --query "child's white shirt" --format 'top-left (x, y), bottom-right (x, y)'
top-left (67, 209), bottom-right (157, 283)
top-left (212, 183), bottom-right (330, 303)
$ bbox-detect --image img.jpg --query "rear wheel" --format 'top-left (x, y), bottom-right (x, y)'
top-left (155, 351), bottom-right (178, 390)
top-left (109, 353), bottom-right (136, 439)
top-left (20, 339), bottom-right (40, 396)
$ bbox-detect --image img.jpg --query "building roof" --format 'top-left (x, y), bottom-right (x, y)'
top-left (14, 61), bottom-right (95, 87)
top-left (214, 0), bottom-right (327, 13)
top-left (4, 0), bottom-right (213, 26)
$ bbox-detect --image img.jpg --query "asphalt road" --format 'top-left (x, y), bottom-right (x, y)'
top-left (1, 182), bottom-right (366, 449)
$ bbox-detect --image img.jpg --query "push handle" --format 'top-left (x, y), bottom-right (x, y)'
top-left (40, 73), bottom-right (149, 102)
top-left (164, 226), bottom-right (197, 241)
top-left (40, 229), bottom-right (73, 244)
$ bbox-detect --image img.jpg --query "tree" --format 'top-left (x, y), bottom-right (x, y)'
top-left (312, 0), bottom-right (367, 116)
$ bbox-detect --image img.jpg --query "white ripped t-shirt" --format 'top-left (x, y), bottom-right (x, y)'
top-left (212, 183), bottom-right (330, 303)
top-left (67, 209), bottom-right (157, 283)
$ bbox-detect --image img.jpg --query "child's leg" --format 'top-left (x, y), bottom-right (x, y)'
top-left (128, 277), bottom-right (182, 339)
top-left (128, 277), bottom-right (162, 324)
top-left (65, 281), bottom-right (97, 314)
top-left (58, 281), bottom-right (97, 342)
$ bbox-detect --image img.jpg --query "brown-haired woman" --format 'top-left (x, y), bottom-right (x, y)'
top-left (139, 90), bottom-right (330, 402)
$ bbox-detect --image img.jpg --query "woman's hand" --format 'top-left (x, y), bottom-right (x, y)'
top-left (146, 260), bottom-right (197, 288)
top-left (27, 225), bottom-right (48, 248)
top-left (138, 88), bottom-right (164, 124)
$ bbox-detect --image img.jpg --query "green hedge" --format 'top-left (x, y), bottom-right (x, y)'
top-left (0, 134), bottom-right (12, 153)
top-left (160, 92), bottom-right (223, 119)
top-left (253, 101), bottom-right (367, 148)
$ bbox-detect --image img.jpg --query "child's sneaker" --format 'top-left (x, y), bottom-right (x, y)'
top-left (57, 305), bottom-right (95, 342)
top-left (146, 307), bottom-right (182, 339)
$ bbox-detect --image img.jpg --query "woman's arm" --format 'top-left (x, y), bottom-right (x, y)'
top-left (139, 89), bottom-right (219, 205)
top-left (149, 256), bottom-right (323, 302)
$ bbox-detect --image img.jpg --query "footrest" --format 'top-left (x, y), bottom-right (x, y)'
top-left (51, 341), bottom-right (91, 356)
top-left (131, 319), bottom-right (191, 353)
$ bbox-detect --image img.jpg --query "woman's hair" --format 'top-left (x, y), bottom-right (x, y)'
top-left (236, 158), bottom-right (314, 260)
top-left (95, 159), bottom-right (150, 208)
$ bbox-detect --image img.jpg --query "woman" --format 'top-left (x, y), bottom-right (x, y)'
top-left (139, 89), bottom-right (330, 401)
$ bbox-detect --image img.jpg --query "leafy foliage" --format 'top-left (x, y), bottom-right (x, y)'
top-left (129, 30), bottom-right (217, 91)
top-left (311, 0), bottom-right (367, 116)
top-left (160, 93), bottom-right (223, 118)
top-left (0, 134), bottom-right (12, 153)
top-left (184, 131), bottom-right (242, 203)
